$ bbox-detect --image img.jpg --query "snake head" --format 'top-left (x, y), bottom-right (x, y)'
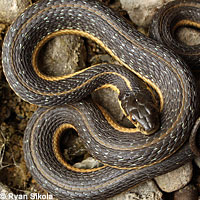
top-left (119, 92), bottom-right (160, 135)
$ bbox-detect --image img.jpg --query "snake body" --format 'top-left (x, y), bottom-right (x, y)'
top-left (149, 0), bottom-right (200, 69)
top-left (2, 0), bottom-right (200, 199)
top-left (23, 104), bottom-right (195, 200)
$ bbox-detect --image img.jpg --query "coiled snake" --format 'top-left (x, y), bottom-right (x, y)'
top-left (2, 0), bottom-right (200, 199)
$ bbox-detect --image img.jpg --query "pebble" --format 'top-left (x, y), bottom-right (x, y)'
top-left (176, 27), bottom-right (200, 46)
top-left (0, 182), bottom-right (14, 200)
top-left (109, 180), bottom-right (163, 200)
top-left (174, 185), bottom-right (198, 200)
top-left (120, 0), bottom-right (173, 27)
top-left (0, 0), bottom-right (30, 24)
top-left (0, 24), bottom-right (7, 41)
top-left (155, 162), bottom-right (193, 192)
top-left (73, 157), bottom-right (102, 169)
top-left (195, 157), bottom-right (200, 169)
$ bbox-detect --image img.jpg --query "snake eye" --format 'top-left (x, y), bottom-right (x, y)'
top-left (131, 115), bottom-right (136, 122)
top-left (125, 93), bottom-right (131, 97)
top-left (119, 93), bottom-right (131, 101)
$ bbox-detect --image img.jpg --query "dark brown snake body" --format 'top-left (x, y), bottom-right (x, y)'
top-left (2, 0), bottom-right (200, 199)
top-left (149, 0), bottom-right (200, 69)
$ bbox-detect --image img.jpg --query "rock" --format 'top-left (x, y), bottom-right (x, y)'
top-left (109, 180), bottom-right (163, 200)
top-left (92, 88), bottom-right (123, 122)
top-left (73, 157), bottom-right (102, 169)
top-left (0, 24), bottom-right (7, 41)
top-left (38, 35), bottom-right (86, 77)
top-left (155, 162), bottom-right (193, 193)
top-left (195, 157), bottom-right (200, 169)
top-left (0, 0), bottom-right (30, 24)
top-left (0, 182), bottom-right (13, 200)
top-left (174, 185), bottom-right (198, 200)
top-left (176, 27), bottom-right (200, 46)
top-left (120, 0), bottom-right (173, 27)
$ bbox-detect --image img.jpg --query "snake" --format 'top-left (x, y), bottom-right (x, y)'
top-left (149, 0), bottom-right (200, 69)
top-left (1, 0), bottom-right (200, 199)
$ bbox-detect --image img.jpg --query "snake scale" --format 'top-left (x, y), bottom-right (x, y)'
top-left (2, 0), bottom-right (200, 199)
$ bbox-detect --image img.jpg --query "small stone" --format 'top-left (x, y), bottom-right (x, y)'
top-left (195, 157), bottom-right (200, 169)
top-left (0, 0), bottom-right (30, 24)
top-left (73, 157), bottom-right (101, 169)
top-left (0, 24), bottom-right (7, 41)
top-left (174, 185), bottom-right (198, 200)
top-left (155, 162), bottom-right (193, 192)
top-left (120, 0), bottom-right (174, 27)
top-left (0, 182), bottom-right (13, 200)
top-left (176, 27), bottom-right (200, 46)
top-left (109, 180), bottom-right (163, 200)
top-left (0, 122), bottom-right (8, 132)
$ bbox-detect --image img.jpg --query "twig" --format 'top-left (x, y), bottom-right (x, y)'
top-left (0, 130), bottom-right (14, 170)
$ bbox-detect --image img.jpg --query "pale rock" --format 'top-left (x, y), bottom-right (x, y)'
top-left (109, 180), bottom-right (163, 200)
top-left (73, 157), bottom-right (102, 169)
top-left (0, 182), bottom-right (13, 200)
top-left (120, 0), bottom-right (173, 27)
top-left (38, 35), bottom-right (86, 77)
top-left (155, 162), bottom-right (193, 193)
top-left (195, 157), bottom-right (200, 169)
top-left (176, 27), bottom-right (200, 46)
top-left (0, 0), bottom-right (30, 24)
